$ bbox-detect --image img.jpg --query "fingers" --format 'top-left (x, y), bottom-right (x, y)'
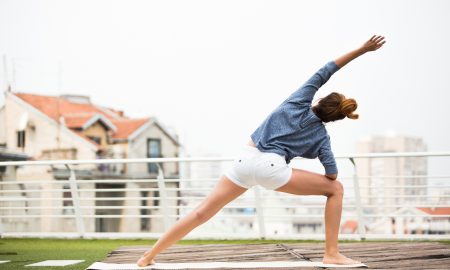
top-left (375, 40), bottom-right (386, 49)
top-left (365, 35), bottom-right (386, 51)
top-left (369, 35), bottom-right (385, 43)
top-left (373, 35), bottom-right (385, 44)
top-left (369, 35), bottom-right (387, 50)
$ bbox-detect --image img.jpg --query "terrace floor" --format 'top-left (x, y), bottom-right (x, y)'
top-left (99, 241), bottom-right (450, 269)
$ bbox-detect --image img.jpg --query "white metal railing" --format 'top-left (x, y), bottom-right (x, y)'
top-left (0, 152), bottom-right (449, 240)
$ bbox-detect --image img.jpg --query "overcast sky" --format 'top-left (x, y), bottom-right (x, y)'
top-left (1, 0), bottom-right (449, 164)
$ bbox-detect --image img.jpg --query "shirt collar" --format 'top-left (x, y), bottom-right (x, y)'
top-left (300, 108), bottom-right (323, 128)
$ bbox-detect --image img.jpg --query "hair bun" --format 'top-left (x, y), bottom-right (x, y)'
top-left (340, 98), bottom-right (359, 119)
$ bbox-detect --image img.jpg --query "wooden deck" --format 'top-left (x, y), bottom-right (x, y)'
top-left (102, 242), bottom-right (450, 269)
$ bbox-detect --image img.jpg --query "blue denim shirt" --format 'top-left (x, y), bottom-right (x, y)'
top-left (250, 60), bottom-right (340, 175)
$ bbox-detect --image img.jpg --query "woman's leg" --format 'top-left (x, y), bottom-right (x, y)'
top-left (274, 168), bottom-right (361, 265)
top-left (137, 174), bottom-right (248, 266)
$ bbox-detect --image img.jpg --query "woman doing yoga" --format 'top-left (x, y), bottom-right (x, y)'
top-left (137, 34), bottom-right (386, 267)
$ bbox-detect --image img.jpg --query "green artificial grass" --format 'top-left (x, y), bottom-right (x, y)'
top-left (0, 238), bottom-right (448, 270)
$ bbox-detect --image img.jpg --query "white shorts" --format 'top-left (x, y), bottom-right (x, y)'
top-left (224, 145), bottom-right (292, 190)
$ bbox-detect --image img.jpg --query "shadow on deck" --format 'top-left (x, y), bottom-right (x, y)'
top-left (99, 242), bottom-right (450, 269)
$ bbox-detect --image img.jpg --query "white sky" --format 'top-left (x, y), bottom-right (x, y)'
top-left (1, 0), bottom-right (449, 163)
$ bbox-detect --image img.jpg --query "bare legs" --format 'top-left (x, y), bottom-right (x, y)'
top-left (274, 168), bottom-right (361, 265)
top-left (137, 167), bottom-right (360, 266)
top-left (137, 175), bottom-right (248, 267)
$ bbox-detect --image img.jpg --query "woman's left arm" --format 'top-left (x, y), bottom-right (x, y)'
top-left (318, 138), bottom-right (338, 179)
top-left (334, 35), bottom-right (386, 68)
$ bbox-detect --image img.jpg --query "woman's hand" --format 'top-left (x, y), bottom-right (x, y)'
top-left (334, 34), bottom-right (386, 68)
top-left (360, 35), bottom-right (386, 53)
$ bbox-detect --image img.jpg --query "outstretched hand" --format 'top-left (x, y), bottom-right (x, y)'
top-left (361, 35), bottom-right (386, 52)
top-left (334, 34), bottom-right (386, 68)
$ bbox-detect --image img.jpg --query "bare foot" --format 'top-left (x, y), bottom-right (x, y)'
top-left (136, 250), bottom-right (156, 267)
top-left (323, 252), bottom-right (361, 265)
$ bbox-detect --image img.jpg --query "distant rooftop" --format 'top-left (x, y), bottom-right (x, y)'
top-left (13, 92), bottom-right (152, 145)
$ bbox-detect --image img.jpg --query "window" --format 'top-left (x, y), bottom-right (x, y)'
top-left (17, 130), bottom-right (26, 148)
top-left (147, 139), bottom-right (162, 173)
top-left (87, 136), bottom-right (101, 145)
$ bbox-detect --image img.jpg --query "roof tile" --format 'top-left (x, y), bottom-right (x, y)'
top-left (14, 92), bottom-right (150, 142)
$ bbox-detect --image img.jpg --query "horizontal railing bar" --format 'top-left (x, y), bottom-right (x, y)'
top-left (1, 177), bottom-right (448, 186)
top-left (0, 196), bottom-right (246, 201)
top-left (1, 204), bottom-right (448, 210)
top-left (1, 177), bottom-right (449, 186)
top-left (340, 152), bottom-right (450, 158)
top-left (358, 185), bottom-right (450, 188)
top-left (1, 151), bottom-right (449, 167)
top-left (0, 178), bottom-right (220, 185)
top-left (1, 195), bottom-right (449, 202)
top-left (0, 187), bottom-right (215, 193)
top-left (0, 157), bottom-right (234, 166)
top-left (2, 185), bottom-right (449, 193)
top-left (2, 214), bottom-right (449, 219)
top-left (72, 178), bottom-right (217, 182)
top-left (261, 195), bottom-right (450, 199)
top-left (357, 175), bottom-right (450, 179)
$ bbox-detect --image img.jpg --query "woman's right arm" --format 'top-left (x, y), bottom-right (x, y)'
top-left (283, 35), bottom-right (385, 107)
top-left (334, 35), bottom-right (386, 68)
top-left (284, 60), bottom-right (340, 106)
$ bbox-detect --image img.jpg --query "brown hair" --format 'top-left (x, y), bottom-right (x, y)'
top-left (312, 92), bottom-right (359, 123)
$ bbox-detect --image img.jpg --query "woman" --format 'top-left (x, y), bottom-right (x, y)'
top-left (137, 35), bottom-right (386, 267)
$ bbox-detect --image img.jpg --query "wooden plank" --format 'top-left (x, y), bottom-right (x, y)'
top-left (100, 242), bottom-right (450, 270)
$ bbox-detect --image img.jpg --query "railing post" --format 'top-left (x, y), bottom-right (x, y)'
top-left (349, 158), bottom-right (366, 240)
top-left (0, 173), bottom-right (3, 237)
top-left (65, 164), bottom-right (85, 238)
top-left (254, 186), bottom-right (266, 239)
top-left (156, 163), bottom-right (170, 231)
top-left (0, 216), bottom-right (3, 237)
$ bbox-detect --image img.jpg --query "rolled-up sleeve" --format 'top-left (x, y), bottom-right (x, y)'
top-left (285, 60), bottom-right (340, 106)
top-left (318, 137), bottom-right (338, 175)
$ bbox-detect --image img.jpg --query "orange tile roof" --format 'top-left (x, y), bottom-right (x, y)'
top-left (63, 113), bottom-right (98, 129)
top-left (14, 92), bottom-right (150, 141)
top-left (15, 93), bottom-right (122, 121)
top-left (417, 207), bottom-right (450, 215)
top-left (111, 118), bottom-right (151, 139)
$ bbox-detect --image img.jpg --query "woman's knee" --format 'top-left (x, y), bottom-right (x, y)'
top-left (325, 179), bottom-right (344, 197)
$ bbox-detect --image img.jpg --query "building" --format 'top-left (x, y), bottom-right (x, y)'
top-left (356, 133), bottom-right (428, 235)
top-left (356, 133), bottom-right (427, 205)
top-left (0, 89), bottom-right (180, 234)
